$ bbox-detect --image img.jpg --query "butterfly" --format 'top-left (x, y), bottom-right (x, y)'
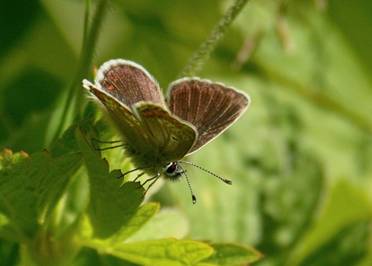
top-left (83, 59), bottom-right (250, 203)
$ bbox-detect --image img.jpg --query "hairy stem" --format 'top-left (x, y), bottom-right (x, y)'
top-left (180, 0), bottom-right (250, 77)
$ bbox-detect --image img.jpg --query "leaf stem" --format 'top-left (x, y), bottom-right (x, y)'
top-left (180, 0), bottom-right (250, 77)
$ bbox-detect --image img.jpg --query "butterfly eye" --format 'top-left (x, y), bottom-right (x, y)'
top-left (165, 162), bottom-right (178, 174)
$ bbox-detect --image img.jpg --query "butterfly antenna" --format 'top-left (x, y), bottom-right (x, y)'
top-left (179, 165), bottom-right (197, 204)
top-left (179, 160), bottom-right (232, 185)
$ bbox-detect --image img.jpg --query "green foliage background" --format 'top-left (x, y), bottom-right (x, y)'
top-left (0, 0), bottom-right (372, 265)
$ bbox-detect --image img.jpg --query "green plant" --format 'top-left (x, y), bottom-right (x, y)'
top-left (1, 0), bottom-right (372, 266)
top-left (0, 0), bottom-right (261, 265)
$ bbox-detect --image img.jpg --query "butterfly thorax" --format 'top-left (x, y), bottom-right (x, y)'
top-left (125, 144), bottom-right (183, 180)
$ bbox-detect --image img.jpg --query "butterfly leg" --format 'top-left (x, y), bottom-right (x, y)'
top-left (91, 138), bottom-right (126, 151)
top-left (116, 167), bottom-right (145, 179)
top-left (91, 138), bottom-right (123, 144)
top-left (133, 172), bottom-right (145, 182)
top-left (94, 144), bottom-right (126, 151)
top-left (142, 173), bottom-right (161, 194)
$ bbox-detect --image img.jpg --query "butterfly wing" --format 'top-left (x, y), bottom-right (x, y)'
top-left (167, 78), bottom-right (250, 154)
top-left (132, 102), bottom-right (197, 163)
top-left (83, 80), bottom-right (153, 155)
top-left (95, 59), bottom-right (165, 107)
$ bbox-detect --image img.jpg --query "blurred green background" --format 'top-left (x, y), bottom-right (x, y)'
top-left (1, 0), bottom-right (372, 265)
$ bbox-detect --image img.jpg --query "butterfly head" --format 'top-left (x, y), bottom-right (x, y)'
top-left (162, 161), bottom-right (184, 180)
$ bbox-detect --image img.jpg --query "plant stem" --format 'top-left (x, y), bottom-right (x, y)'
top-left (75, 0), bottom-right (109, 119)
top-left (180, 0), bottom-right (250, 77)
top-left (53, 0), bottom-right (108, 142)
top-left (83, 0), bottom-right (92, 46)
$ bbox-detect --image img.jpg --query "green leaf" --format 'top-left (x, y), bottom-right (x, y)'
top-left (202, 243), bottom-right (262, 266)
top-left (0, 129), bottom-right (82, 240)
top-left (288, 179), bottom-right (372, 265)
top-left (85, 238), bottom-right (213, 266)
top-left (76, 126), bottom-right (144, 238)
top-left (300, 221), bottom-right (370, 266)
top-left (73, 247), bottom-right (138, 266)
top-left (110, 202), bottom-right (160, 243)
top-left (126, 208), bottom-right (189, 242)
top-left (47, 168), bottom-right (90, 239)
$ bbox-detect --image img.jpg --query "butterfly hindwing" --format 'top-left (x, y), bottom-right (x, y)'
top-left (95, 59), bottom-right (165, 108)
top-left (167, 78), bottom-right (250, 154)
top-left (132, 102), bottom-right (197, 163)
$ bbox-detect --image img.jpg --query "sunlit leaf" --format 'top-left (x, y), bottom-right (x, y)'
top-left (85, 238), bottom-right (213, 266)
top-left (202, 243), bottom-right (262, 266)
top-left (73, 247), bottom-right (138, 266)
top-left (126, 208), bottom-right (189, 242)
top-left (110, 202), bottom-right (160, 242)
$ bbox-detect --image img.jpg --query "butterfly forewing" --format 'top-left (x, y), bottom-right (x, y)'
top-left (133, 102), bottom-right (197, 163)
top-left (84, 81), bottom-right (153, 155)
top-left (95, 59), bottom-right (165, 108)
top-left (168, 78), bottom-right (249, 154)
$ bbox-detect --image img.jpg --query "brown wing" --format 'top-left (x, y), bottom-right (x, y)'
top-left (132, 102), bottom-right (197, 163)
top-left (83, 80), bottom-right (152, 155)
top-left (167, 78), bottom-right (250, 154)
top-left (95, 59), bottom-right (165, 107)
